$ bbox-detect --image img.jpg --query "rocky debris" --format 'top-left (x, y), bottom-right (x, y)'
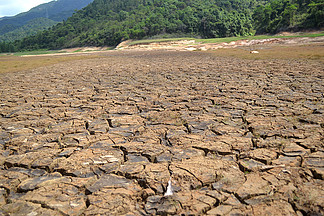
top-left (18, 172), bottom-right (67, 192)
top-left (86, 174), bottom-right (132, 193)
top-left (303, 151), bottom-right (324, 179)
top-left (251, 200), bottom-right (297, 215)
top-left (145, 195), bottom-right (182, 215)
top-left (236, 173), bottom-right (272, 200)
top-left (85, 186), bottom-right (144, 215)
top-left (0, 50), bottom-right (323, 215)
top-left (1, 201), bottom-right (62, 215)
top-left (21, 183), bottom-right (87, 216)
top-left (51, 148), bottom-right (124, 177)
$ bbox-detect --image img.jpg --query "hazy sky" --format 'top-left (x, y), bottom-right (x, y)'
top-left (0, 0), bottom-right (52, 17)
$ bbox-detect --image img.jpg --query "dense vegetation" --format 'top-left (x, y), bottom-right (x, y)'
top-left (0, 0), bottom-right (323, 52)
top-left (253, 0), bottom-right (324, 33)
top-left (0, 0), bottom-right (94, 42)
top-left (0, 18), bottom-right (58, 42)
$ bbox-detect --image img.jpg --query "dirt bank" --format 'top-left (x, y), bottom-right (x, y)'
top-left (117, 35), bottom-right (324, 51)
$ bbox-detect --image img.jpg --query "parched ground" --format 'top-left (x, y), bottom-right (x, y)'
top-left (0, 48), bottom-right (323, 215)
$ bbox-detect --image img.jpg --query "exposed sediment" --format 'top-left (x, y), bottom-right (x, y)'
top-left (0, 50), bottom-right (323, 215)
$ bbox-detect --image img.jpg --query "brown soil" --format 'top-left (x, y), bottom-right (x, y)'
top-left (0, 45), bottom-right (323, 215)
top-left (117, 35), bottom-right (324, 51)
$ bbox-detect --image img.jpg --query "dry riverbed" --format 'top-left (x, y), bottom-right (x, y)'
top-left (0, 45), bottom-right (323, 215)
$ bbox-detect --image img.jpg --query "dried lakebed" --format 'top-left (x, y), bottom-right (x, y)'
top-left (0, 51), bottom-right (323, 215)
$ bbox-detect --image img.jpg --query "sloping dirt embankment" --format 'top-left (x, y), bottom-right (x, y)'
top-left (116, 36), bottom-right (324, 51)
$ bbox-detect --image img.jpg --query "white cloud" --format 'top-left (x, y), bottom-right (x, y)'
top-left (0, 0), bottom-right (52, 17)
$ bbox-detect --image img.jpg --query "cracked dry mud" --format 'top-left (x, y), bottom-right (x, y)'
top-left (0, 50), bottom-right (323, 215)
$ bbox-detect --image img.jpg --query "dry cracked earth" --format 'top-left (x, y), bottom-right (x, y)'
top-left (0, 50), bottom-right (323, 215)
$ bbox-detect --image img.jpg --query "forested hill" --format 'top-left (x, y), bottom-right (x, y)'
top-left (0, 0), bottom-right (94, 42)
top-left (3, 0), bottom-right (324, 52)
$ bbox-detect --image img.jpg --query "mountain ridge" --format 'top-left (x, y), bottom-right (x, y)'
top-left (0, 0), bottom-right (94, 42)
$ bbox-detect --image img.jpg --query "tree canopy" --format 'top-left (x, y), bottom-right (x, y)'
top-left (1, 0), bottom-right (323, 52)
